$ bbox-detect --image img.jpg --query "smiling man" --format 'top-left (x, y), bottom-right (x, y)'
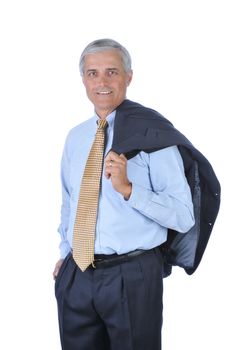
top-left (53, 39), bottom-right (196, 350)
top-left (82, 49), bottom-right (132, 119)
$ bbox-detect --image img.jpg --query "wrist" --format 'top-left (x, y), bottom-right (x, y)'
top-left (122, 182), bottom-right (132, 200)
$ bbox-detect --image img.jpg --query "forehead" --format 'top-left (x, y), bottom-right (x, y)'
top-left (83, 49), bottom-right (124, 69)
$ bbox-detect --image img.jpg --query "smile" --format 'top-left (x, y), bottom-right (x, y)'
top-left (96, 91), bottom-right (112, 95)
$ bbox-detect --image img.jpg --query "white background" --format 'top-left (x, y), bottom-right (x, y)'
top-left (0, 0), bottom-right (231, 349)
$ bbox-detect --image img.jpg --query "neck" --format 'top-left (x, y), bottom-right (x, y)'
top-left (95, 108), bottom-right (114, 119)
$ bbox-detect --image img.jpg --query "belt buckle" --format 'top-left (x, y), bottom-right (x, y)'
top-left (92, 258), bottom-right (103, 268)
top-left (92, 261), bottom-right (96, 268)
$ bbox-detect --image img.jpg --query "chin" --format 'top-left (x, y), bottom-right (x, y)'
top-left (96, 102), bottom-right (115, 111)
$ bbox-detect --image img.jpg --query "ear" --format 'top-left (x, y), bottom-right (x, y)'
top-left (126, 70), bottom-right (133, 86)
top-left (82, 75), bottom-right (86, 87)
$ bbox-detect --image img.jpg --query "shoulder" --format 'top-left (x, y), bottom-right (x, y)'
top-left (116, 99), bottom-right (174, 129)
top-left (66, 117), bottom-right (96, 141)
top-left (63, 116), bottom-right (96, 156)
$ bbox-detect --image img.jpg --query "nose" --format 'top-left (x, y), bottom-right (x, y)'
top-left (97, 73), bottom-right (109, 86)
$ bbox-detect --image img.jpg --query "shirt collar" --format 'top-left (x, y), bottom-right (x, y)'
top-left (94, 110), bottom-right (116, 130)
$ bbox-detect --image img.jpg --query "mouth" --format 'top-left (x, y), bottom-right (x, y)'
top-left (96, 90), bottom-right (112, 95)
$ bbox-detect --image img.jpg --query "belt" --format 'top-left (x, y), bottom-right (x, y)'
top-left (91, 248), bottom-right (154, 269)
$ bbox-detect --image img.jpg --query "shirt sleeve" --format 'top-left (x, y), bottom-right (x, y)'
top-left (127, 146), bottom-right (195, 233)
top-left (57, 138), bottom-right (72, 258)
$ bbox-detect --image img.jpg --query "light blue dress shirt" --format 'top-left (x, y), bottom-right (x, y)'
top-left (58, 110), bottom-right (195, 258)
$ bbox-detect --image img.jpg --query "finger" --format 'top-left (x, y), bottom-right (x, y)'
top-left (119, 153), bottom-right (127, 161)
top-left (106, 160), bottom-right (114, 167)
top-left (104, 164), bottom-right (112, 178)
top-left (104, 162), bottom-right (122, 178)
top-left (53, 268), bottom-right (58, 280)
top-left (104, 169), bottom-right (111, 179)
top-left (53, 259), bottom-right (64, 280)
top-left (105, 158), bottom-right (125, 169)
top-left (105, 151), bottom-right (120, 162)
top-left (105, 159), bottom-right (115, 169)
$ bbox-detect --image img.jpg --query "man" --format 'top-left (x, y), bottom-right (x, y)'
top-left (53, 38), bottom-right (196, 350)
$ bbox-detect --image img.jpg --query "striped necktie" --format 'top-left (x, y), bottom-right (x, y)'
top-left (72, 119), bottom-right (108, 271)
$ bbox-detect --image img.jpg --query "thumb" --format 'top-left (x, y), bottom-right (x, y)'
top-left (119, 153), bottom-right (127, 160)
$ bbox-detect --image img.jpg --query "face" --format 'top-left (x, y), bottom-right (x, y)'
top-left (82, 50), bottom-right (133, 118)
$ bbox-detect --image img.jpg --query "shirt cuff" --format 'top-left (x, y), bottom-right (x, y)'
top-left (59, 240), bottom-right (71, 259)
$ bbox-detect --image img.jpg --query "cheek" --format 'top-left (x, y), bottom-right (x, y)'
top-left (83, 80), bottom-right (95, 92)
top-left (85, 85), bottom-right (95, 99)
top-left (117, 82), bottom-right (128, 95)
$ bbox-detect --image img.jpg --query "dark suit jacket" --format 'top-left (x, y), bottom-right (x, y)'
top-left (110, 99), bottom-right (221, 277)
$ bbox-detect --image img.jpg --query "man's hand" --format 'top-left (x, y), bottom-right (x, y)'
top-left (104, 151), bottom-right (132, 199)
top-left (53, 259), bottom-right (64, 280)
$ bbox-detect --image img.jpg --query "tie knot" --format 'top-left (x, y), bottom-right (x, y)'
top-left (98, 119), bottom-right (108, 129)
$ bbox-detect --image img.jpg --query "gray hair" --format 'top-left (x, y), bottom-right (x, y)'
top-left (79, 38), bottom-right (132, 75)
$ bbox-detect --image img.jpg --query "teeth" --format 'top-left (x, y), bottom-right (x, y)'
top-left (97, 91), bottom-right (111, 94)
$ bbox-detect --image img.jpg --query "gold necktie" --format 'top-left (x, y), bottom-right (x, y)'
top-left (72, 119), bottom-right (108, 271)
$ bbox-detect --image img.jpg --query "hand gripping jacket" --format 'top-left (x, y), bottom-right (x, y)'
top-left (111, 99), bottom-right (221, 277)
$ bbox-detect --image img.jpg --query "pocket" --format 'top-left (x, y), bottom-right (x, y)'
top-left (121, 259), bottom-right (144, 285)
top-left (55, 253), bottom-right (71, 289)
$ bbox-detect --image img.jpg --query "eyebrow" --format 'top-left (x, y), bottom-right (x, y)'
top-left (86, 69), bottom-right (97, 73)
top-left (106, 68), bottom-right (119, 71)
top-left (86, 68), bottom-right (119, 73)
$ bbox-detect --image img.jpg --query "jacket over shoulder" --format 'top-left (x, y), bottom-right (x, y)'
top-left (111, 99), bottom-right (221, 277)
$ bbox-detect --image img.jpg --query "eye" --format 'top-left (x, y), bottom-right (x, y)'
top-left (87, 70), bottom-right (97, 78)
top-left (107, 69), bottom-right (118, 76)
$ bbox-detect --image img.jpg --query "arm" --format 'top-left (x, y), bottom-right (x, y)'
top-left (105, 147), bottom-right (195, 233)
top-left (54, 140), bottom-right (72, 278)
top-left (58, 141), bottom-right (72, 257)
top-left (130, 146), bottom-right (195, 232)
